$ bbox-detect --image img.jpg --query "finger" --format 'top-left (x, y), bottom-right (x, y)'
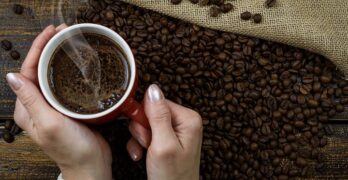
top-left (166, 100), bottom-right (202, 129)
top-left (166, 100), bottom-right (203, 149)
top-left (56, 23), bottom-right (68, 32)
top-left (127, 138), bottom-right (143, 161)
top-left (144, 84), bottom-right (178, 145)
top-left (6, 73), bottom-right (55, 122)
top-left (21, 25), bottom-right (56, 81)
top-left (129, 120), bottom-right (151, 148)
top-left (13, 99), bottom-right (34, 133)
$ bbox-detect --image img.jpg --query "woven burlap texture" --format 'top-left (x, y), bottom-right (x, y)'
top-left (124, 0), bottom-right (348, 76)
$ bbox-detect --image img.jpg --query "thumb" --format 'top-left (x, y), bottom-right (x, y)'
top-left (6, 73), bottom-right (52, 119)
top-left (144, 84), bottom-right (178, 144)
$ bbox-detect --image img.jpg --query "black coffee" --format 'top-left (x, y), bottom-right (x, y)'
top-left (48, 33), bottom-right (130, 114)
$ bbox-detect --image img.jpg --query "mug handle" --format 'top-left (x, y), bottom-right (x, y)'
top-left (123, 98), bottom-right (150, 129)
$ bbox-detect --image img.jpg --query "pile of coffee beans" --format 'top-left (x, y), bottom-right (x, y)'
top-left (75, 1), bottom-right (348, 179)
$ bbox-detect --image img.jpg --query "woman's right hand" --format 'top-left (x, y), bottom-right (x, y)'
top-left (127, 84), bottom-right (203, 180)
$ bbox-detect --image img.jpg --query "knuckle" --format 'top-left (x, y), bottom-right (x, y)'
top-left (20, 93), bottom-right (37, 108)
top-left (152, 105), bottom-right (171, 122)
top-left (189, 111), bottom-right (203, 133)
top-left (38, 117), bottom-right (62, 136)
top-left (151, 144), bottom-right (177, 160)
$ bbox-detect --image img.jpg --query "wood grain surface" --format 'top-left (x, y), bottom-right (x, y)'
top-left (0, 0), bottom-right (348, 179)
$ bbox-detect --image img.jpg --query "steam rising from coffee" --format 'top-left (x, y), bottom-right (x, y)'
top-left (40, 0), bottom-right (104, 105)
top-left (61, 33), bottom-right (102, 102)
top-left (48, 32), bottom-right (129, 114)
top-left (40, 1), bottom-right (131, 113)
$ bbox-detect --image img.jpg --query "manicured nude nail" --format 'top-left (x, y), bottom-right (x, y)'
top-left (148, 84), bottom-right (164, 102)
top-left (6, 73), bottom-right (23, 91)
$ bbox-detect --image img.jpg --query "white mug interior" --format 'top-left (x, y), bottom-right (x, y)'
top-left (38, 23), bottom-right (136, 120)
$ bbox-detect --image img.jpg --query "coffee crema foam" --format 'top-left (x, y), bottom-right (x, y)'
top-left (48, 33), bottom-right (130, 114)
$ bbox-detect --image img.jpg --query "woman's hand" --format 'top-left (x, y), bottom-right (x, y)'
top-left (127, 84), bottom-right (203, 180)
top-left (6, 25), bottom-right (112, 180)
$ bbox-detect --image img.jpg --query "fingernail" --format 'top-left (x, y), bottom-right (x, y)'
top-left (6, 73), bottom-right (23, 91)
top-left (148, 84), bottom-right (164, 102)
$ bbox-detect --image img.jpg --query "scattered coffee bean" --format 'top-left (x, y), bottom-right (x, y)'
top-left (189, 0), bottom-right (199, 4)
top-left (1, 39), bottom-right (12, 51)
top-left (221, 3), bottom-right (233, 13)
top-left (10, 50), bottom-right (20, 60)
top-left (265, 0), bottom-right (277, 8)
top-left (171, 0), bottom-right (182, 5)
top-left (3, 131), bottom-right (15, 143)
top-left (241, 11), bottom-right (252, 20)
top-left (4, 119), bottom-right (14, 130)
top-left (253, 13), bottom-right (262, 23)
top-left (13, 4), bottom-right (24, 15)
top-left (210, 6), bottom-right (220, 17)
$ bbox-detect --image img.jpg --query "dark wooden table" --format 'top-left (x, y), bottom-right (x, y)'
top-left (0, 0), bottom-right (348, 179)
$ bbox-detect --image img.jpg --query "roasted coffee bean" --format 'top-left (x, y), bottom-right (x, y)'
top-left (320, 75), bottom-right (332, 83)
top-left (3, 131), bottom-right (15, 143)
top-left (284, 144), bottom-right (292, 155)
top-left (283, 124), bottom-right (293, 133)
top-left (253, 13), bottom-right (262, 23)
top-left (308, 99), bottom-right (319, 107)
top-left (296, 157), bottom-right (307, 167)
top-left (272, 157), bottom-right (280, 166)
top-left (221, 3), bottom-right (233, 13)
top-left (250, 143), bottom-right (258, 151)
top-left (10, 50), bottom-right (20, 60)
top-left (1, 39), bottom-right (12, 51)
top-left (170, 0), bottom-right (182, 5)
top-left (4, 119), bottom-right (14, 130)
top-left (199, 0), bottom-right (210, 6)
top-left (13, 4), bottom-right (24, 15)
top-left (210, 6), bottom-right (220, 17)
top-left (279, 175), bottom-right (289, 180)
top-left (265, 0), bottom-right (277, 8)
top-left (241, 11), bottom-right (252, 20)
top-left (105, 10), bottom-right (114, 21)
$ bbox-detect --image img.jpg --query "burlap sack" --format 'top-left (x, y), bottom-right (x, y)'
top-left (124, 0), bottom-right (348, 77)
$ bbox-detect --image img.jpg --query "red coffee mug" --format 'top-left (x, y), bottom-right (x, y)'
top-left (38, 23), bottom-right (150, 129)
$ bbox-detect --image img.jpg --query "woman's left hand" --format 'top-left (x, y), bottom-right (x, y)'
top-left (6, 25), bottom-right (112, 180)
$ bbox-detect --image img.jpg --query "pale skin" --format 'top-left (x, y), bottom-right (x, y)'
top-left (6, 25), bottom-right (203, 180)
